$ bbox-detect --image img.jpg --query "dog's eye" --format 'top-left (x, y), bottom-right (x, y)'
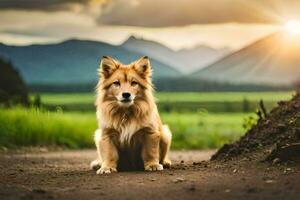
top-left (113, 81), bottom-right (120, 86)
top-left (131, 81), bottom-right (138, 86)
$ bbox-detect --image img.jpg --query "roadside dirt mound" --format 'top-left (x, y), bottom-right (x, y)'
top-left (212, 92), bottom-right (300, 163)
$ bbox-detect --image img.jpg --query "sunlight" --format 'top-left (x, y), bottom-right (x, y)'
top-left (284, 20), bottom-right (300, 35)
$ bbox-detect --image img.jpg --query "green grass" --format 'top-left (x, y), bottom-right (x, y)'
top-left (3, 92), bottom-right (293, 149)
top-left (39, 92), bottom-right (294, 105)
top-left (36, 91), bottom-right (295, 113)
top-left (156, 92), bottom-right (293, 102)
top-left (38, 93), bottom-right (96, 105)
top-left (162, 112), bottom-right (252, 149)
top-left (0, 108), bottom-right (97, 148)
top-left (0, 107), bottom-right (252, 149)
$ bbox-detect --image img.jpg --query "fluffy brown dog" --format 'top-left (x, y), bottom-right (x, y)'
top-left (90, 56), bottom-right (172, 174)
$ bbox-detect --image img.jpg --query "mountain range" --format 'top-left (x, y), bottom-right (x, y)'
top-left (122, 36), bottom-right (230, 73)
top-left (0, 37), bottom-right (229, 86)
top-left (194, 31), bottom-right (300, 86)
top-left (0, 39), bottom-right (180, 85)
top-left (1, 32), bottom-right (299, 90)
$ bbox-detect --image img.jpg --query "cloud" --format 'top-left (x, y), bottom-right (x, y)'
top-left (1, 0), bottom-right (300, 27)
top-left (0, 0), bottom-right (103, 11)
top-left (97, 0), bottom-right (300, 27)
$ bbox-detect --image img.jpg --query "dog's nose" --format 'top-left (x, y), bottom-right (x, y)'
top-left (122, 92), bottom-right (131, 99)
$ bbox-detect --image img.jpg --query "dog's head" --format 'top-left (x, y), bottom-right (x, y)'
top-left (98, 56), bottom-right (153, 107)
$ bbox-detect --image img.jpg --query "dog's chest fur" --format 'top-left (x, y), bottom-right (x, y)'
top-left (118, 121), bottom-right (141, 146)
top-left (100, 114), bottom-right (149, 146)
top-left (99, 112), bottom-right (156, 146)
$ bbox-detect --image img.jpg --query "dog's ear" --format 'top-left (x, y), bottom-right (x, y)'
top-left (134, 56), bottom-right (152, 78)
top-left (99, 56), bottom-right (119, 78)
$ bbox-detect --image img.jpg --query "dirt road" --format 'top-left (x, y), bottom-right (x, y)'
top-left (0, 149), bottom-right (299, 200)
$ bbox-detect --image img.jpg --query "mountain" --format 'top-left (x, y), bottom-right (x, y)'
top-left (122, 36), bottom-right (230, 73)
top-left (0, 40), bottom-right (180, 85)
top-left (193, 32), bottom-right (300, 86)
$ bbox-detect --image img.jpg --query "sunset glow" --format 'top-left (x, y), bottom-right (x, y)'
top-left (285, 20), bottom-right (300, 35)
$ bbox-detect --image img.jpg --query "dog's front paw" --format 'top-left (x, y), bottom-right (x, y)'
top-left (90, 160), bottom-right (101, 171)
top-left (96, 166), bottom-right (117, 174)
top-left (162, 159), bottom-right (172, 168)
top-left (145, 163), bottom-right (163, 171)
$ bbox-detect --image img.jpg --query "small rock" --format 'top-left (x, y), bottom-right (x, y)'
top-left (272, 158), bottom-right (281, 165)
top-left (39, 147), bottom-right (48, 153)
top-left (193, 162), bottom-right (199, 165)
top-left (180, 160), bottom-right (185, 164)
top-left (277, 124), bottom-right (285, 129)
top-left (265, 179), bottom-right (275, 184)
top-left (284, 168), bottom-right (293, 174)
top-left (173, 177), bottom-right (185, 183)
top-left (225, 189), bottom-right (231, 193)
top-left (233, 169), bottom-right (238, 173)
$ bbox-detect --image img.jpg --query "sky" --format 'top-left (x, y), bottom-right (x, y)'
top-left (0, 0), bottom-right (299, 50)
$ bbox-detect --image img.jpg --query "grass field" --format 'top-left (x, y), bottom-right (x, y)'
top-left (0, 107), bottom-right (252, 149)
top-left (0, 92), bottom-right (294, 149)
top-left (0, 108), bottom-right (96, 148)
top-left (39, 91), bottom-right (293, 104)
top-left (37, 91), bottom-right (294, 113)
top-left (161, 112), bottom-right (252, 149)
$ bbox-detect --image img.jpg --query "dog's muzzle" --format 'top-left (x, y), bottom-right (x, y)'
top-left (120, 92), bottom-right (132, 104)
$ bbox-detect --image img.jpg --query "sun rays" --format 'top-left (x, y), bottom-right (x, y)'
top-left (285, 20), bottom-right (300, 35)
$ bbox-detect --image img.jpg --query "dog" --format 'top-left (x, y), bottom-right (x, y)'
top-left (90, 56), bottom-right (172, 174)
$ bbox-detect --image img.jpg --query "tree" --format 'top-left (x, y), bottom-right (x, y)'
top-left (0, 57), bottom-right (29, 106)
